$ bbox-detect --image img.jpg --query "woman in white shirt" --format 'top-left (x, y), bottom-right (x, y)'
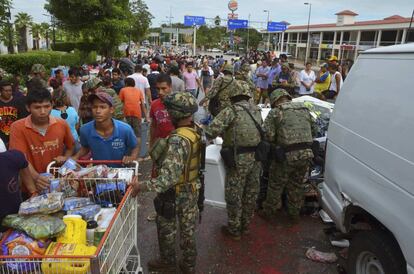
top-left (299, 62), bottom-right (316, 95)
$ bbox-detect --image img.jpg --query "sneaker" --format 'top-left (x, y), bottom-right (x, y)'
top-left (147, 259), bottom-right (176, 273)
top-left (221, 226), bottom-right (241, 241)
top-left (147, 212), bottom-right (157, 221)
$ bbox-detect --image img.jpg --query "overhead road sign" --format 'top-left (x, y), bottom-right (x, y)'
top-left (227, 19), bottom-right (248, 30)
top-left (184, 16), bottom-right (206, 26)
top-left (267, 21), bottom-right (287, 32)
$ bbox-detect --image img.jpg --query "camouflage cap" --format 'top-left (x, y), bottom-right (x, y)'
top-left (269, 88), bottom-right (291, 106)
top-left (230, 82), bottom-right (252, 99)
top-left (85, 77), bottom-right (102, 90)
top-left (164, 91), bottom-right (198, 119)
top-left (31, 64), bottom-right (46, 74)
top-left (222, 63), bottom-right (234, 74)
top-left (240, 63), bottom-right (250, 73)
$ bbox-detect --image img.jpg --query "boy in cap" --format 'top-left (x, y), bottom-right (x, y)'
top-left (73, 92), bottom-right (139, 165)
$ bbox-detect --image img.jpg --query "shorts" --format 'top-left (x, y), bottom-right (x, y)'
top-left (125, 116), bottom-right (142, 137)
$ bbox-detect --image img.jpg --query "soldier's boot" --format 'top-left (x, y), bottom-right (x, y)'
top-left (147, 259), bottom-right (176, 273)
top-left (221, 226), bottom-right (241, 241)
top-left (179, 261), bottom-right (196, 274)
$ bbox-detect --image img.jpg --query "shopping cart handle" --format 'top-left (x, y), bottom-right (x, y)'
top-left (77, 160), bottom-right (124, 164)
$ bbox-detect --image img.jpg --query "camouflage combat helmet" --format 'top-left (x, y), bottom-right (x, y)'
top-left (270, 88), bottom-right (292, 106)
top-left (164, 91), bottom-right (198, 119)
top-left (240, 63), bottom-right (250, 73)
top-left (86, 77), bottom-right (102, 90)
top-left (222, 63), bottom-right (234, 74)
top-left (230, 82), bottom-right (252, 98)
top-left (31, 64), bottom-right (46, 74)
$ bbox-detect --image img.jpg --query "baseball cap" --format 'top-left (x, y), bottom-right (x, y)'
top-left (88, 90), bottom-right (113, 107)
top-left (328, 55), bottom-right (338, 61)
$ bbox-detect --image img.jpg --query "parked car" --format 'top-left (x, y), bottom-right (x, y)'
top-left (211, 48), bottom-right (222, 53)
top-left (320, 43), bottom-right (414, 274)
top-left (279, 52), bottom-right (292, 58)
top-left (224, 50), bottom-right (237, 56)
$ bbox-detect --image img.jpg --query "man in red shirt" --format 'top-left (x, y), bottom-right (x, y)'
top-left (149, 74), bottom-right (175, 148)
top-left (9, 88), bottom-right (74, 194)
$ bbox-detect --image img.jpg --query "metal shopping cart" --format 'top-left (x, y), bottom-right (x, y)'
top-left (0, 160), bottom-right (142, 274)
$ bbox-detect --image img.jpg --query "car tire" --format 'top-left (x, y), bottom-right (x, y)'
top-left (347, 230), bottom-right (407, 274)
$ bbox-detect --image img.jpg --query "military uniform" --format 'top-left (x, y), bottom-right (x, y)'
top-left (203, 64), bottom-right (239, 115)
top-left (26, 64), bottom-right (48, 93)
top-left (262, 89), bottom-right (317, 218)
top-left (144, 92), bottom-right (201, 273)
top-left (235, 63), bottom-right (256, 102)
top-left (205, 86), bottom-right (262, 237)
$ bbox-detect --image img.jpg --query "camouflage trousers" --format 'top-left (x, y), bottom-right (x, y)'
top-left (225, 152), bottom-right (261, 235)
top-left (262, 160), bottom-right (309, 217)
top-left (156, 188), bottom-right (199, 268)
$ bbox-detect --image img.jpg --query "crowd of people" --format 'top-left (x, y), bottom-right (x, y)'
top-left (0, 47), bottom-right (349, 273)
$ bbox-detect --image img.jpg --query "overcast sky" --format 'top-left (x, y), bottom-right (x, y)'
top-left (11, 0), bottom-right (414, 29)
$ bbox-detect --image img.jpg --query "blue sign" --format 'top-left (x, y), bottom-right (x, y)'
top-left (184, 16), bottom-right (206, 26)
top-left (267, 22), bottom-right (287, 32)
top-left (228, 19), bottom-right (249, 30)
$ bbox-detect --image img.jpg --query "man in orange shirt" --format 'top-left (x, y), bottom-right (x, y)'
top-left (9, 88), bottom-right (74, 193)
top-left (119, 78), bottom-right (149, 154)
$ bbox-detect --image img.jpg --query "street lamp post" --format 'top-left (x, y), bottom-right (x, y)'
top-left (264, 10), bottom-right (270, 51)
top-left (304, 2), bottom-right (312, 65)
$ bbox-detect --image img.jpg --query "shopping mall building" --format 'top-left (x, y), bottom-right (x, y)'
top-left (273, 10), bottom-right (414, 62)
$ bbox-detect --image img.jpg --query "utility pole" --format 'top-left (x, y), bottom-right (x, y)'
top-left (246, 13), bottom-right (251, 53)
top-left (264, 10), bottom-right (270, 51)
top-left (166, 6), bottom-right (174, 44)
top-left (193, 24), bottom-right (197, 56)
top-left (304, 2), bottom-right (312, 65)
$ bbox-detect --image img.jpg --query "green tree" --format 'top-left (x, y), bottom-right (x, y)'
top-left (128, 0), bottom-right (153, 42)
top-left (0, 0), bottom-right (15, 53)
top-left (0, 23), bottom-right (19, 53)
top-left (40, 22), bottom-right (51, 48)
top-left (30, 23), bottom-right (42, 50)
top-left (14, 12), bottom-right (33, 52)
top-left (45, 0), bottom-right (152, 57)
top-left (235, 27), bottom-right (262, 50)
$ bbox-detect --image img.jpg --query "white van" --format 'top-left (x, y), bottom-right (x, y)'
top-left (320, 43), bottom-right (414, 274)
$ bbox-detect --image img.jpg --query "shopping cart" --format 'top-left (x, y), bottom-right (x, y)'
top-left (0, 160), bottom-right (143, 274)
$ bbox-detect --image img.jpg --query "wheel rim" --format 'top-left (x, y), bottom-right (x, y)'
top-left (356, 251), bottom-right (385, 274)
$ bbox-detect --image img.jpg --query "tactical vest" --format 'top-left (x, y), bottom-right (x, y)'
top-left (276, 102), bottom-right (313, 147)
top-left (223, 103), bottom-right (262, 147)
top-left (172, 127), bottom-right (201, 187)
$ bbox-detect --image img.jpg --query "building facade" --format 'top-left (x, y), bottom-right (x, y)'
top-left (273, 10), bottom-right (414, 62)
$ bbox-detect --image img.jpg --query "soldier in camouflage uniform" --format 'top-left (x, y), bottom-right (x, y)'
top-left (259, 89), bottom-right (317, 222)
top-left (131, 92), bottom-right (201, 274)
top-left (199, 63), bottom-right (238, 115)
top-left (235, 63), bottom-right (256, 99)
top-left (26, 64), bottom-right (48, 93)
top-left (204, 84), bottom-right (262, 240)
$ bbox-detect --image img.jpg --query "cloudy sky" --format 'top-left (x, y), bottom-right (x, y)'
top-left (11, 0), bottom-right (414, 28)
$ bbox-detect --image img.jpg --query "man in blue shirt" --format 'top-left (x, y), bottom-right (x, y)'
top-left (73, 92), bottom-right (139, 165)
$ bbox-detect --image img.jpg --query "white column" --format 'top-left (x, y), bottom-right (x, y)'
top-left (295, 33), bottom-right (300, 58)
top-left (401, 29), bottom-right (407, 44)
top-left (354, 30), bottom-right (361, 61)
top-left (332, 31), bottom-right (337, 57)
top-left (317, 32), bottom-right (323, 63)
top-left (286, 33), bottom-right (291, 53)
top-left (395, 30), bottom-right (400, 45)
top-left (376, 30), bottom-right (382, 47)
top-left (280, 32), bottom-right (285, 53)
top-left (338, 31), bottom-right (344, 59)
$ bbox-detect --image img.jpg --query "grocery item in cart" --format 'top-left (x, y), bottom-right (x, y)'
top-left (57, 215), bottom-right (87, 245)
top-left (41, 242), bottom-right (97, 274)
top-left (95, 181), bottom-right (126, 206)
top-left (1, 230), bottom-right (50, 272)
top-left (58, 158), bottom-right (80, 176)
top-left (18, 192), bottom-right (64, 215)
top-left (2, 214), bottom-right (66, 240)
top-left (67, 204), bottom-right (101, 221)
top-left (63, 197), bottom-right (93, 211)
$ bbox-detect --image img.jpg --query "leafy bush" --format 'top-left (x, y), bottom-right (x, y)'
top-left (0, 51), bottom-right (81, 75)
top-left (51, 42), bottom-right (98, 53)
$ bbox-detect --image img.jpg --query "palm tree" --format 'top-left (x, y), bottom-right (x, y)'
top-left (40, 22), bottom-right (50, 49)
top-left (14, 12), bottom-right (33, 52)
top-left (30, 23), bottom-right (41, 50)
